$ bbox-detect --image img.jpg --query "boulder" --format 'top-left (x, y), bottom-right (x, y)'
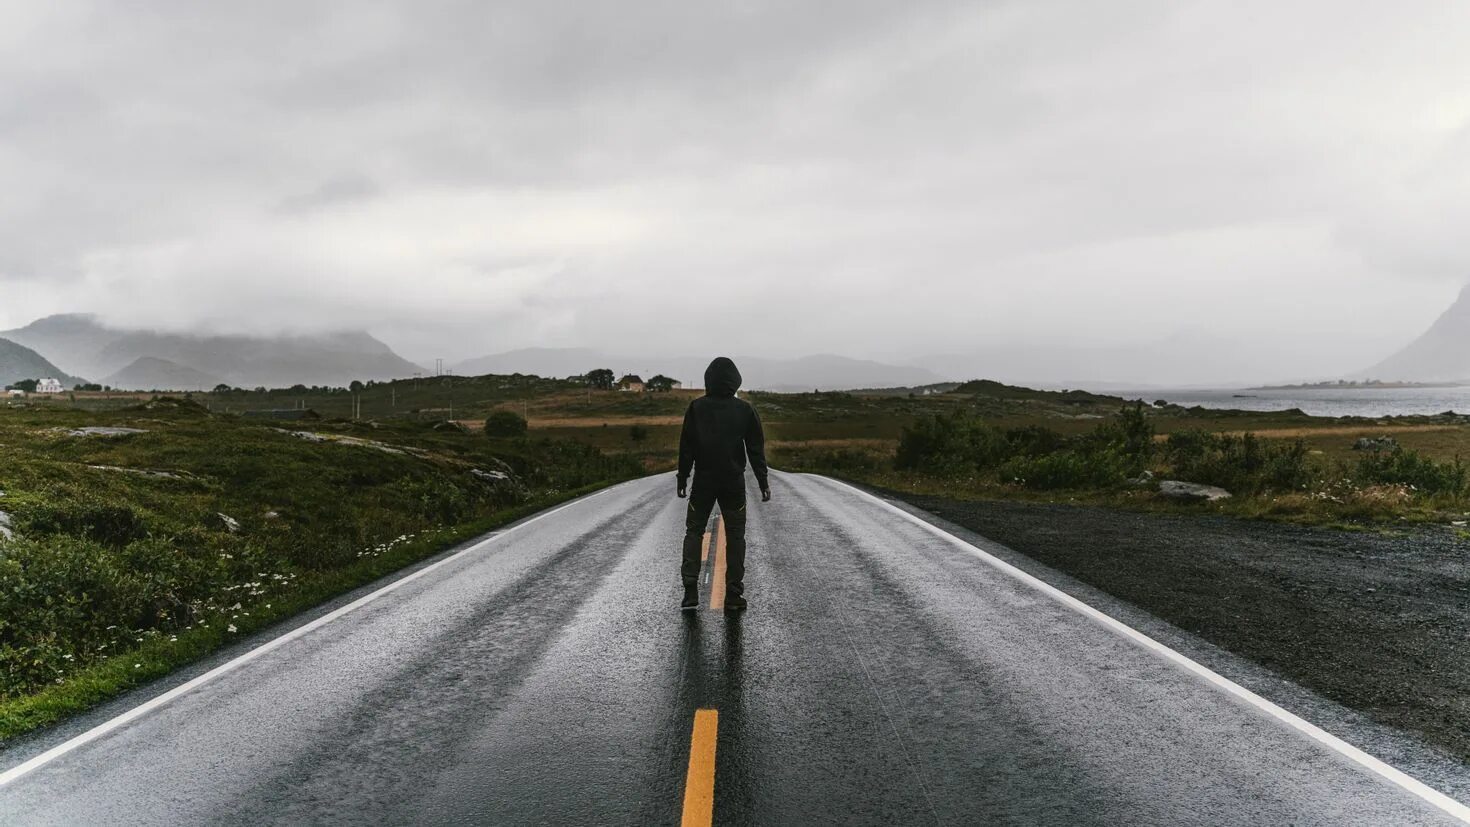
top-left (211, 512), bottom-right (241, 533)
top-left (64, 426), bottom-right (148, 438)
top-left (1353, 436), bottom-right (1398, 452)
top-left (1158, 480), bottom-right (1232, 503)
top-left (1127, 470), bottom-right (1156, 487)
top-left (0, 511), bottom-right (11, 541)
top-left (470, 467), bottom-right (526, 504)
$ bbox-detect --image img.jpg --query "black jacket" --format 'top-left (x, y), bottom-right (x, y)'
top-left (677, 357), bottom-right (769, 491)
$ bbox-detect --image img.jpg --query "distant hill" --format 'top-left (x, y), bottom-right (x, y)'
top-left (1360, 285), bottom-right (1470, 383)
top-left (2, 314), bottom-right (425, 388)
top-left (104, 357), bottom-right (225, 391)
top-left (0, 337), bottom-right (83, 388)
top-left (455, 347), bottom-right (606, 379)
top-left (452, 349), bottom-right (943, 391)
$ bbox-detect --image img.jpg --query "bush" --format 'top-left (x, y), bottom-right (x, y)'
top-left (1356, 449), bottom-right (1467, 495)
top-left (999, 449), bottom-right (1130, 490)
top-left (897, 407), bottom-right (1150, 485)
top-left (895, 414), bottom-right (1061, 474)
top-left (20, 499), bottom-right (150, 547)
top-left (484, 410), bottom-right (528, 438)
top-left (1164, 430), bottom-right (1312, 493)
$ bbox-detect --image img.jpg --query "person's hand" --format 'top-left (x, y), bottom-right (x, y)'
top-left (760, 486), bottom-right (772, 502)
top-left (677, 482), bottom-right (687, 498)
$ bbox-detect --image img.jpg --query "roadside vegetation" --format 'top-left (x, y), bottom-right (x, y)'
top-left (0, 397), bottom-right (637, 741)
top-left (751, 385), bottom-right (1470, 527)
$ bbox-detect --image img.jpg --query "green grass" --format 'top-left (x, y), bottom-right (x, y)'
top-left (0, 396), bottom-right (640, 741)
top-left (0, 481), bottom-right (614, 742)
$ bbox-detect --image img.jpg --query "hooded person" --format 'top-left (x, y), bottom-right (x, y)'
top-left (676, 356), bottom-right (770, 610)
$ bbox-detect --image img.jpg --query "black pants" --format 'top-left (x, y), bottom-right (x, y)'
top-left (681, 481), bottom-right (747, 597)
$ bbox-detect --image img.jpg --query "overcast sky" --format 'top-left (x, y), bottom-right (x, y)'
top-left (4, 1), bottom-right (1470, 380)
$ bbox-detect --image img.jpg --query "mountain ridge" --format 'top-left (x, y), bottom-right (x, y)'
top-left (2, 315), bottom-right (425, 389)
top-left (103, 357), bottom-right (226, 391)
top-left (0, 337), bottom-right (83, 388)
top-left (1359, 284), bottom-right (1470, 383)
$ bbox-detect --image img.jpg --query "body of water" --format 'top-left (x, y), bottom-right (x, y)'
top-left (1115, 386), bottom-right (1470, 419)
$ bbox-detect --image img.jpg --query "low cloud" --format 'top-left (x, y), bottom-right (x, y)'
top-left (2, 1), bottom-right (1469, 380)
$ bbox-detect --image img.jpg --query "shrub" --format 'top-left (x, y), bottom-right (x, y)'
top-left (895, 414), bottom-right (1063, 474)
top-left (484, 410), bottom-right (528, 438)
top-left (20, 499), bottom-right (150, 547)
top-left (999, 449), bottom-right (1130, 490)
top-left (1356, 448), bottom-right (1467, 496)
top-left (1164, 431), bottom-right (1312, 494)
top-left (895, 413), bottom-right (980, 473)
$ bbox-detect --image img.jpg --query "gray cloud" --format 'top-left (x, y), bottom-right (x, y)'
top-left (2, 1), bottom-right (1468, 381)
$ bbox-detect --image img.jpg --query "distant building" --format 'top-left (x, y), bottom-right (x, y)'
top-left (617, 374), bottom-right (645, 392)
top-left (36, 378), bottom-right (64, 394)
top-left (6, 389), bottom-right (24, 398)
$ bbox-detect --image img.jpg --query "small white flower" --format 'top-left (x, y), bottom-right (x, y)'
top-left (227, 624), bottom-right (237, 633)
top-left (134, 663), bottom-right (141, 669)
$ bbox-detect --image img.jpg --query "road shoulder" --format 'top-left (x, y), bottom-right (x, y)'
top-left (851, 482), bottom-right (1470, 804)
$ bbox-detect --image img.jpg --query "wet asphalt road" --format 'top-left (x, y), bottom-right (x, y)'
top-left (1, 472), bottom-right (1465, 825)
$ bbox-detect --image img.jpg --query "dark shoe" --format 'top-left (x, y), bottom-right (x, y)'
top-left (724, 594), bottom-right (747, 611)
top-left (681, 585), bottom-right (699, 610)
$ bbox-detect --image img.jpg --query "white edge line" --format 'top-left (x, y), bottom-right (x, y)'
top-left (0, 482), bottom-right (628, 789)
top-left (808, 473), bottom-right (1470, 824)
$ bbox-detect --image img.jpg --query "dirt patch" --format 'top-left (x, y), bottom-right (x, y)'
top-left (887, 491), bottom-right (1470, 761)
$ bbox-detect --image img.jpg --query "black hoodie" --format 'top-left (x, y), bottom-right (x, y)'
top-left (677, 357), bottom-right (769, 490)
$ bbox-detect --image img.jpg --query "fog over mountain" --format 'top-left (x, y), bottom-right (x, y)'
top-left (1360, 285), bottom-right (1470, 383)
top-left (2, 315), bottom-right (423, 390)
top-left (0, 338), bottom-right (81, 388)
top-left (103, 357), bottom-right (226, 392)
top-left (3, 3), bottom-right (1468, 385)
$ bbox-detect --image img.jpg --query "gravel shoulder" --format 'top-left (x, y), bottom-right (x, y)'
top-left (886, 491), bottom-right (1470, 763)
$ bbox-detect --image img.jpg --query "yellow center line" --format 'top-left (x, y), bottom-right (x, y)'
top-left (681, 708), bottom-right (719, 827)
top-left (709, 516), bottom-right (726, 610)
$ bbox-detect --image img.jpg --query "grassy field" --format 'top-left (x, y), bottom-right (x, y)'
top-left (502, 380), bottom-right (1470, 528)
top-left (0, 396), bottom-right (638, 740)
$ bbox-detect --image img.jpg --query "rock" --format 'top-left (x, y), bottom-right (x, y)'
top-left (1158, 480), bottom-right (1232, 503)
top-left (1353, 436), bottom-right (1398, 452)
top-left (88, 464), bottom-right (181, 479)
top-left (0, 511), bottom-right (12, 541)
top-left (63, 426), bottom-right (148, 438)
top-left (1127, 470), bottom-right (1156, 487)
top-left (470, 467), bottom-right (526, 503)
top-left (263, 511), bottom-right (280, 520)
top-left (212, 512), bottom-right (241, 533)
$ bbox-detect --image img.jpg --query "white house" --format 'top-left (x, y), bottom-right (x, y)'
top-left (37, 378), bottom-right (64, 394)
